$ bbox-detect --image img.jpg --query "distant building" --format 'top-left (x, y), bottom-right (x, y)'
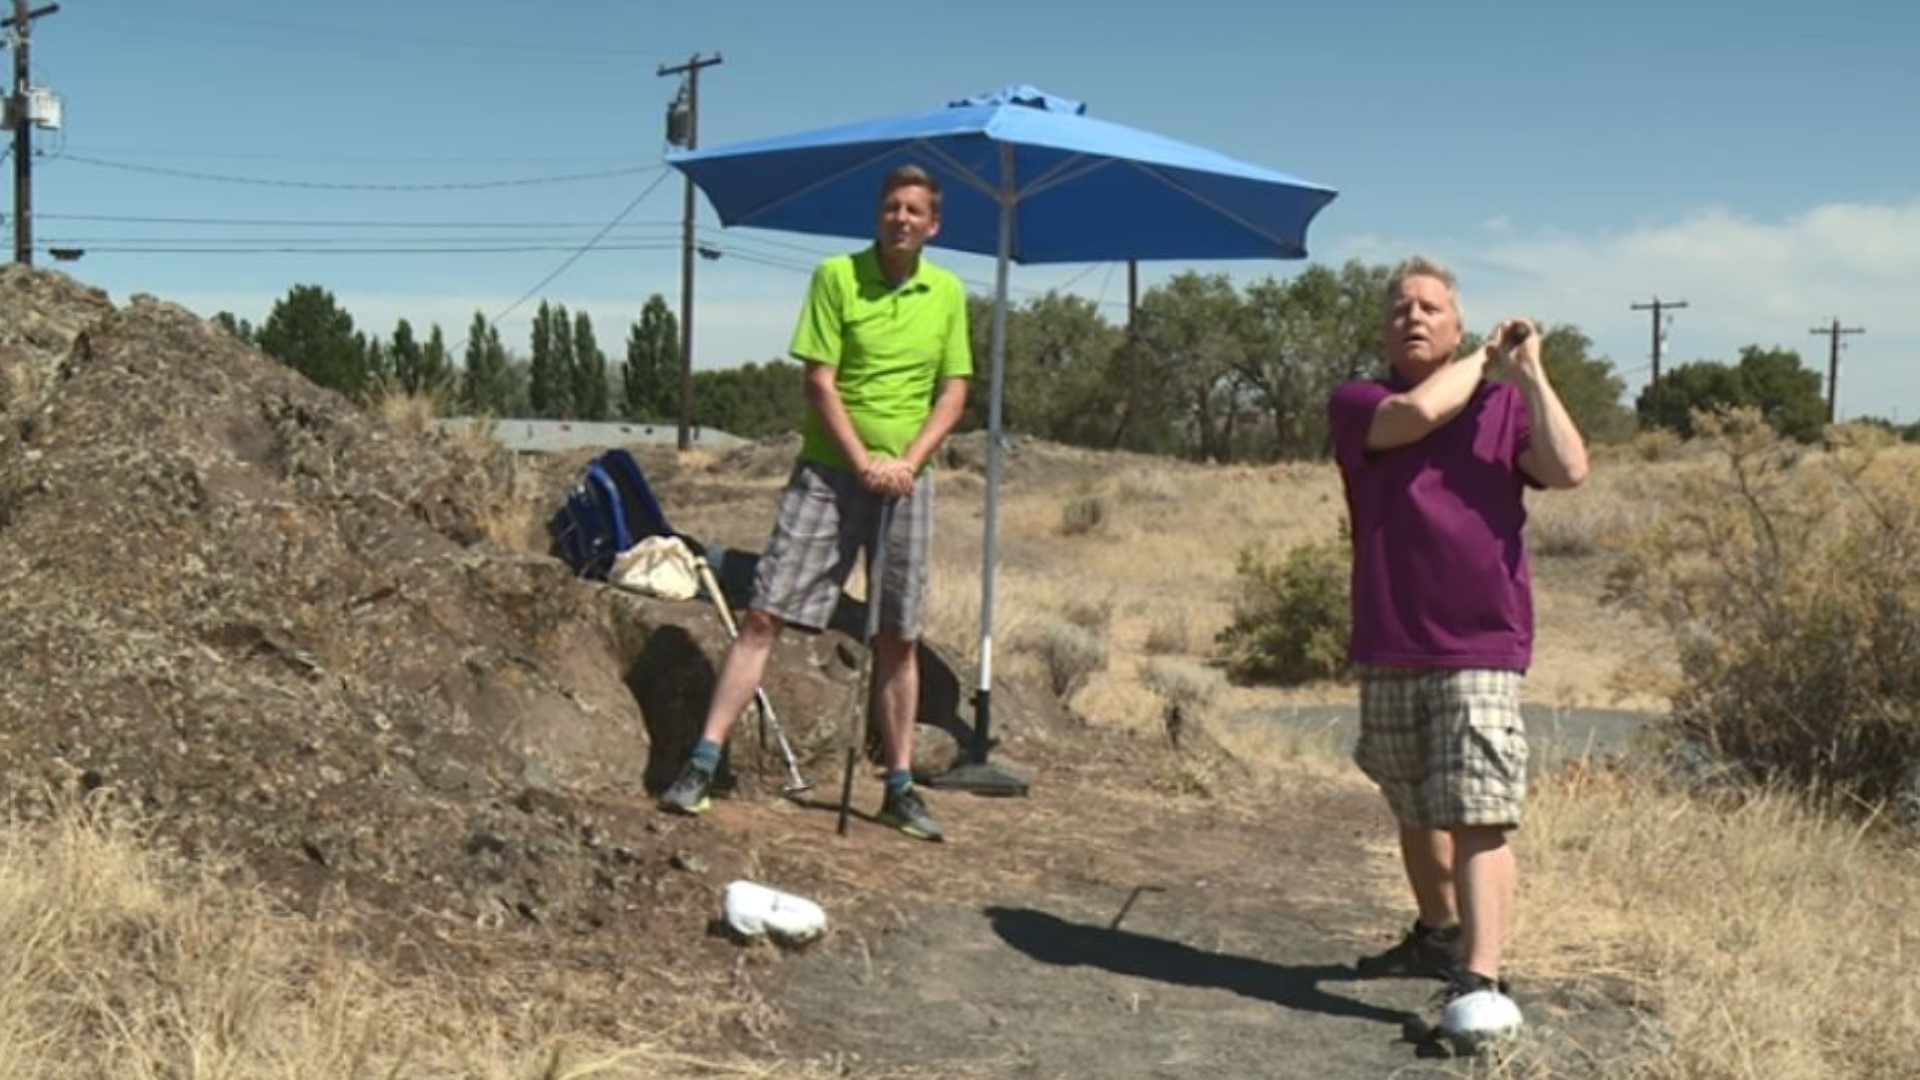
top-left (436, 417), bottom-right (749, 454)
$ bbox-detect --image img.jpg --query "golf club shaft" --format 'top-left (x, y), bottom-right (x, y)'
top-left (838, 497), bottom-right (895, 836)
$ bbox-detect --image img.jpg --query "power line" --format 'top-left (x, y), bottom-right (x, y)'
top-left (486, 167), bottom-right (675, 327)
top-left (41, 243), bottom-right (682, 255)
top-left (43, 211), bottom-right (683, 229)
top-left (57, 145), bottom-right (646, 165)
top-left (94, 0), bottom-right (644, 58)
top-left (49, 153), bottom-right (664, 191)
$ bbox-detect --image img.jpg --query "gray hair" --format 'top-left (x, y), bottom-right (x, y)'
top-left (1384, 255), bottom-right (1464, 326)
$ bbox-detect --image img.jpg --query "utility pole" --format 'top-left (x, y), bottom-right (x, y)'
top-left (1630, 297), bottom-right (1687, 427)
top-left (6, 0), bottom-right (59, 266)
top-left (1809, 318), bottom-right (1864, 424)
top-left (658, 51), bottom-right (721, 452)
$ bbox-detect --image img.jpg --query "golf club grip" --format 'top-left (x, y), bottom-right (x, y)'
top-left (1502, 322), bottom-right (1532, 347)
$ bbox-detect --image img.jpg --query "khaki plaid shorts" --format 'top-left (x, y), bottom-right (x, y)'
top-left (1353, 666), bottom-right (1528, 829)
top-left (750, 462), bottom-right (932, 637)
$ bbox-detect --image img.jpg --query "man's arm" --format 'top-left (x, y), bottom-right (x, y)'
top-left (1365, 349), bottom-right (1492, 451)
top-left (803, 361), bottom-right (882, 485)
top-left (1505, 332), bottom-right (1589, 489)
top-left (899, 377), bottom-right (970, 474)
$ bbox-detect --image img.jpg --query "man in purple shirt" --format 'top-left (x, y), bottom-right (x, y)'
top-left (1328, 256), bottom-right (1588, 1045)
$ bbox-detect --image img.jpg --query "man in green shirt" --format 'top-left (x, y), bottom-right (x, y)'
top-left (661, 164), bottom-right (972, 841)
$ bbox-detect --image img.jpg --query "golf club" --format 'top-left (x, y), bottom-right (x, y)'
top-left (693, 556), bottom-right (814, 796)
top-left (837, 497), bottom-right (895, 837)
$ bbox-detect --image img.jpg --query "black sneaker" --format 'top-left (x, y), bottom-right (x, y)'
top-left (875, 785), bottom-right (945, 842)
top-left (1403, 971), bottom-right (1515, 1049)
top-left (1356, 921), bottom-right (1462, 980)
top-left (659, 762), bottom-right (714, 816)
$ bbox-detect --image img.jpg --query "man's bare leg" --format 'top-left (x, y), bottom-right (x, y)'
top-left (1454, 825), bottom-right (1515, 980)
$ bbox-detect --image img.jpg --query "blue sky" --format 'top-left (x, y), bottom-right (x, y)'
top-left (22, 0), bottom-right (1919, 421)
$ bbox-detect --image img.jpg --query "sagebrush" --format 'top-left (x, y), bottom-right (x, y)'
top-left (1606, 410), bottom-right (1920, 813)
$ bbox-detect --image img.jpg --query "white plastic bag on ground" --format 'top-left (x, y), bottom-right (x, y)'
top-left (722, 880), bottom-right (827, 945)
top-left (611, 535), bottom-right (700, 600)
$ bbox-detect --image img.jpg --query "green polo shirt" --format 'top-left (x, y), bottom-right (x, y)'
top-left (789, 245), bottom-right (972, 471)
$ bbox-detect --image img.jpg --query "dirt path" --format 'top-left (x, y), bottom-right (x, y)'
top-left (662, 733), bottom-right (1635, 1079)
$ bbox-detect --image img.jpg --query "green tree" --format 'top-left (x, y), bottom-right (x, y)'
top-left (1235, 261), bottom-right (1387, 460)
top-left (1733, 346), bottom-right (1825, 442)
top-left (694, 359), bottom-right (806, 438)
top-left (362, 334), bottom-right (390, 389)
top-left (571, 311), bottom-right (609, 421)
top-left (623, 295), bottom-right (679, 421)
top-left (461, 311), bottom-right (512, 416)
top-left (389, 318), bottom-right (425, 393)
top-left (212, 311), bottom-right (255, 344)
top-left (256, 284), bottom-right (366, 396)
top-left (421, 323), bottom-right (452, 401)
top-left (551, 306), bottom-right (576, 417)
top-left (1135, 272), bottom-right (1249, 462)
top-left (988, 291), bottom-right (1124, 446)
top-left (528, 301), bottom-right (572, 418)
top-left (1639, 346), bottom-right (1825, 441)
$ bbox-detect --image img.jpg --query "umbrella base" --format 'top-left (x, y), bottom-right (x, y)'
top-left (923, 760), bottom-right (1030, 797)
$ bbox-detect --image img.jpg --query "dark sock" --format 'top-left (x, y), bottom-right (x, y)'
top-left (690, 739), bottom-right (722, 775)
top-left (885, 768), bottom-right (913, 795)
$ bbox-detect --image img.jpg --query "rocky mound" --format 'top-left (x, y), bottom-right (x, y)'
top-left (0, 266), bottom-right (709, 927)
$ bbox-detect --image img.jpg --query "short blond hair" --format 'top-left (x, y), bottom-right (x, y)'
top-left (881, 164), bottom-right (942, 214)
top-left (1385, 255), bottom-right (1463, 325)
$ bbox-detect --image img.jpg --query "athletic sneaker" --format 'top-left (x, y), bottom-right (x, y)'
top-left (1356, 921), bottom-right (1463, 981)
top-left (1403, 970), bottom-right (1512, 1046)
top-left (875, 785), bottom-right (945, 842)
top-left (659, 763), bottom-right (714, 816)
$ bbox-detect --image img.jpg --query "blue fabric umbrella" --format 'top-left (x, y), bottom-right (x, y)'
top-left (668, 86), bottom-right (1337, 785)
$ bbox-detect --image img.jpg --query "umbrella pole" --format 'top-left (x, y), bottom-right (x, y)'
top-left (927, 147), bottom-right (1029, 797)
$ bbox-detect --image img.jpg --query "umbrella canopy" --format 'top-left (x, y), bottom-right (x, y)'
top-left (669, 86), bottom-right (1335, 264)
top-left (668, 87), bottom-right (1337, 783)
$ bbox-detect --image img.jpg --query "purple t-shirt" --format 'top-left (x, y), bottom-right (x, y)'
top-left (1328, 377), bottom-right (1538, 671)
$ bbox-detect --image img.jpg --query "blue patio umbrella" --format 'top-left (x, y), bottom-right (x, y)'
top-left (668, 86), bottom-right (1337, 790)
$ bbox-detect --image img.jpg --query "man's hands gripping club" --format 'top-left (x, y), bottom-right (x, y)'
top-left (858, 457), bottom-right (918, 498)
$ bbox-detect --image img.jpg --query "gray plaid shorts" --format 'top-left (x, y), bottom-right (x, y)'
top-left (749, 461), bottom-right (932, 637)
top-left (1353, 666), bottom-right (1528, 829)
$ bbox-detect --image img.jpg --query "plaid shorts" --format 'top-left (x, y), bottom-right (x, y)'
top-left (749, 461), bottom-right (932, 637)
top-left (1353, 666), bottom-right (1528, 829)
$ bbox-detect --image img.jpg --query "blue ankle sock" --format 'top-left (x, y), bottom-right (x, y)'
top-left (885, 768), bottom-right (913, 794)
top-left (690, 739), bottom-right (722, 774)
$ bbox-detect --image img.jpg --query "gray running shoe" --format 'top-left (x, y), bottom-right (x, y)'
top-left (875, 785), bottom-right (945, 842)
top-left (659, 762), bottom-right (714, 816)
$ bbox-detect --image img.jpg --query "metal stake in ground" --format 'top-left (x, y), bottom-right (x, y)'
top-left (837, 497), bottom-right (895, 836)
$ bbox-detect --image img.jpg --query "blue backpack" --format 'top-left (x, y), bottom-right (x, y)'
top-left (550, 448), bottom-right (676, 579)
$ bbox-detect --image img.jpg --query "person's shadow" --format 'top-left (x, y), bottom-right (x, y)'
top-left (985, 905), bottom-right (1405, 1025)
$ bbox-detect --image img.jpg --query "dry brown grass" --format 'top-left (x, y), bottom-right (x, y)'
top-left (1521, 765), bottom-right (1920, 1079)
top-left (0, 797), bottom-right (961, 1079)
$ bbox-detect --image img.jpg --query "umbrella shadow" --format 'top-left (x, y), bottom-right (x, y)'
top-left (984, 905), bottom-right (1404, 1025)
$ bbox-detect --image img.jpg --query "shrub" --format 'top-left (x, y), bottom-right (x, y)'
top-left (1060, 493), bottom-right (1107, 536)
top-left (1033, 617), bottom-right (1107, 699)
top-left (1605, 409), bottom-right (1920, 812)
top-left (1142, 612), bottom-right (1191, 655)
top-left (1215, 535), bottom-right (1350, 684)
